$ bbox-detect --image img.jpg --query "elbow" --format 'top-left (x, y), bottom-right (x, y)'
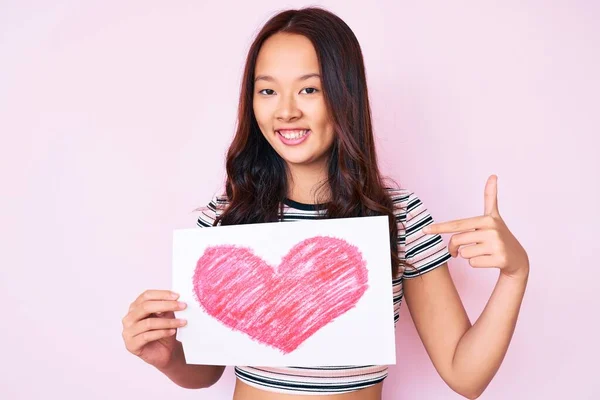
top-left (177, 383), bottom-right (207, 390)
top-left (447, 377), bottom-right (488, 399)
top-left (190, 373), bottom-right (224, 390)
top-left (197, 377), bottom-right (222, 390)
top-left (165, 366), bottom-right (225, 390)
top-left (175, 378), bottom-right (218, 390)
top-left (454, 384), bottom-right (487, 399)
top-left (445, 367), bottom-right (492, 399)
top-left (462, 390), bottom-right (483, 400)
top-left (197, 366), bottom-right (227, 389)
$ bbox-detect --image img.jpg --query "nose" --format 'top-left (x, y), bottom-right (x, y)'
top-left (275, 92), bottom-right (302, 121)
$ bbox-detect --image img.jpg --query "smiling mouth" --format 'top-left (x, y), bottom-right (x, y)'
top-left (276, 129), bottom-right (312, 145)
top-left (276, 129), bottom-right (310, 140)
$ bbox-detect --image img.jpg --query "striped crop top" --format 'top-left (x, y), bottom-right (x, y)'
top-left (195, 187), bottom-right (451, 395)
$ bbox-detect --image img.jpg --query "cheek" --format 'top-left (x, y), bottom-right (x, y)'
top-left (324, 127), bottom-right (336, 149)
top-left (312, 103), bottom-right (333, 135)
top-left (253, 103), bottom-right (271, 132)
top-left (252, 101), bottom-right (262, 122)
top-left (319, 114), bottom-right (335, 143)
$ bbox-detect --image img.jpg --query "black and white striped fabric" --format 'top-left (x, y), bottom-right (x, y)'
top-left (196, 187), bottom-right (451, 395)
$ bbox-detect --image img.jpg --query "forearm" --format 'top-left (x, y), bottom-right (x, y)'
top-left (450, 267), bottom-right (529, 397)
top-left (157, 341), bottom-right (225, 389)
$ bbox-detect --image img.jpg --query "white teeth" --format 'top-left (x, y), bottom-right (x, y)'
top-left (278, 129), bottom-right (309, 140)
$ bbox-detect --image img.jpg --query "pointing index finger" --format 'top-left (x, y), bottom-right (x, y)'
top-left (422, 215), bottom-right (490, 234)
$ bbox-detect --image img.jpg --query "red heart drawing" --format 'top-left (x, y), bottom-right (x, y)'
top-left (192, 236), bottom-right (369, 353)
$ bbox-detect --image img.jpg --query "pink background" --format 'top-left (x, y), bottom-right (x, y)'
top-left (1, 1), bottom-right (598, 398)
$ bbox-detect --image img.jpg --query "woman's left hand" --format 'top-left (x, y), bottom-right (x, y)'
top-left (422, 175), bottom-right (529, 279)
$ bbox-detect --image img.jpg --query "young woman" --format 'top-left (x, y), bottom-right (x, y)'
top-left (121, 7), bottom-right (529, 400)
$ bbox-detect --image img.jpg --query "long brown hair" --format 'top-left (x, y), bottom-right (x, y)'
top-left (214, 6), bottom-right (413, 278)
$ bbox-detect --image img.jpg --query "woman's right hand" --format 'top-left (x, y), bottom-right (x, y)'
top-left (121, 290), bottom-right (188, 369)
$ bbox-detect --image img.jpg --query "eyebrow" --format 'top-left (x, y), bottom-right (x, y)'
top-left (254, 73), bottom-right (321, 83)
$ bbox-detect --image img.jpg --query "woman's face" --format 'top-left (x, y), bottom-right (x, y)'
top-left (253, 32), bottom-right (335, 169)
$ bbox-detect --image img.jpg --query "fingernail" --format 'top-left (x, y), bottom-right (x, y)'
top-left (422, 227), bottom-right (430, 234)
top-left (170, 292), bottom-right (179, 299)
top-left (178, 301), bottom-right (187, 309)
top-left (177, 319), bottom-right (187, 326)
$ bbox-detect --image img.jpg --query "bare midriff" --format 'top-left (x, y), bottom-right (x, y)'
top-left (232, 379), bottom-right (383, 400)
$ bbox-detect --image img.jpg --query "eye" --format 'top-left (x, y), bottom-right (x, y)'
top-left (257, 88), bottom-right (320, 96)
top-left (300, 87), bottom-right (319, 94)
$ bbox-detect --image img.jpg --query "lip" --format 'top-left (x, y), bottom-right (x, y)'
top-left (276, 128), bottom-right (309, 132)
top-left (277, 129), bottom-right (311, 146)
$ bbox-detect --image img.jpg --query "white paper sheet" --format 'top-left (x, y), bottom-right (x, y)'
top-left (172, 215), bottom-right (396, 366)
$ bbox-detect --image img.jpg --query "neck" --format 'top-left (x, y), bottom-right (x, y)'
top-left (286, 162), bottom-right (330, 204)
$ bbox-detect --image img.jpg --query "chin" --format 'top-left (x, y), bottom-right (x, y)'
top-left (280, 152), bottom-right (328, 168)
top-left (270, 140), bottom-right (331, 167)
top-left (281, 155), bottom-right (315, 166)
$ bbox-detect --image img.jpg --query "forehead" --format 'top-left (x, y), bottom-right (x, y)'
top-left (254, 33), bottom-right (320, 79)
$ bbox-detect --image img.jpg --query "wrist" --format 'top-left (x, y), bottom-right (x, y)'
top-left (157, 341), bottom-right (187, 375)
top-left (500, 264), bottom-right (529, 282)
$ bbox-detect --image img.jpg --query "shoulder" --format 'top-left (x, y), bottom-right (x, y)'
top-left (384, 185), bottom-right (431, 237)
top-left (384, 186), bottom-right (412, 203)
top-left (384, 185), bottom-right (438, 233)
top-left (196, 191), bottom-right (229, 227)
top-left (385, 186), bottom-right (451, 276)
top-left (383, 186), bottom-right (421, 217)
